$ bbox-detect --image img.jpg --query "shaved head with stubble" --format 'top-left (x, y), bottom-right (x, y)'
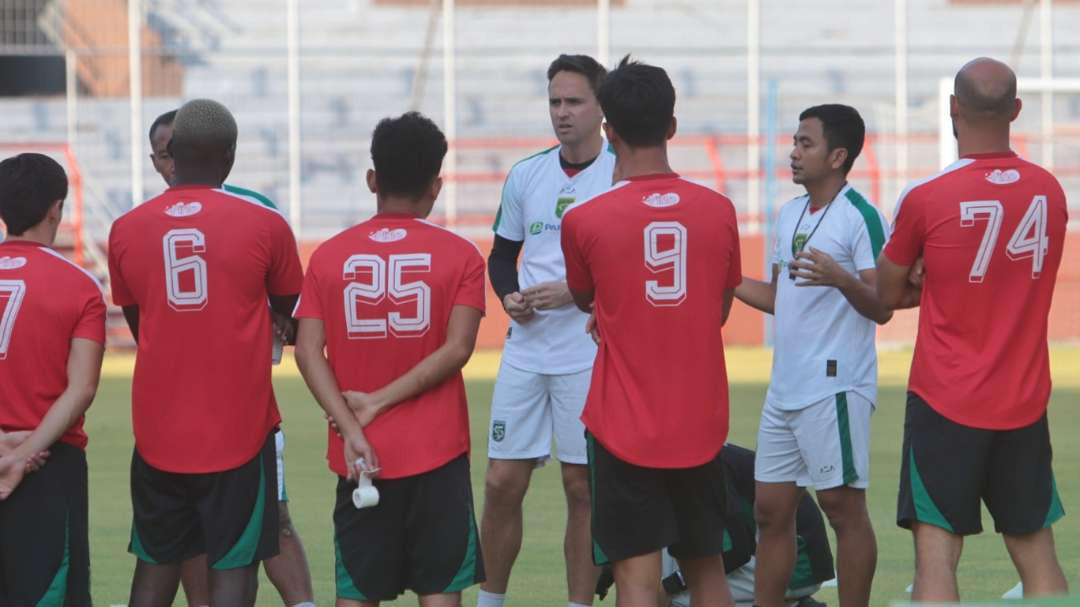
top-left (954, 57), bottom-right (1019, 123)
top-left (170, 98), bottom-right (238, 186)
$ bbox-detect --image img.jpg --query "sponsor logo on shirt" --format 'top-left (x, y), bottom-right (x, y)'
top-left (165, 201), bottom-right (203, 217)
top-left (369, 227), bottom-right (407, 242)
top-left (555, 196), bottom-right (575, 218)
top-left (0, 256), bottom-right (27, 270)
top-left (529, 221), bottom-right (561, 235)
top-left (985, 169), bottom-right (1020, 185)
top-left (642, 192), bottom-right (681, 208)
top-left (492, 419), bottom-right (507, 442)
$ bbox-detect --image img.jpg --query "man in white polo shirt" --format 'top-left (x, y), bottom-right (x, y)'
top-left (734, 104), bottom-right (890, 607)
top-left (478, 54), bottom-right (615, 607)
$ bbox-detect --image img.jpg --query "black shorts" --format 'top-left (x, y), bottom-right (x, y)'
top-left (897, 392), bottom-right (1065, 536)
top-left (0, 442), bottom-right (90, 606)
top-left (129, 431), bottom-right (279, 569)
top-left (334, 454), bottom-right (484, 601)
top-left (587, 433), bottom-right (727, 564)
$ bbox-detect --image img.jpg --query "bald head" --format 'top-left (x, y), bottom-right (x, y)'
top-left (954, 57), bottom-right (1018, 122)
top-left (170, 99), bottom-right (237, 185)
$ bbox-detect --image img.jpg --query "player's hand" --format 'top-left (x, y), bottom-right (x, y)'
top-left (342, 391), bottom-right (382, 428)
top-left (24, 451), bottom-right (49, 473)
top-left (585, 309), bottom-right (600, 345)
top-left (343, 431), bottom-right (378, 482)
top-left (326, 414), bottom-right (342, 437)
top-left (272, 312), bottom-right (296, 344)
top-left (521, 281), bottom-right (573, 310)
top-left (502, 292), bottom-right (535, 322)
top-left (908, 256), bottom-right (925, 288)
top-left (790, 248), bottom-right (851, 288)
top-left (0, 430), bottom-right (31, 455)
top-left (0, 454), bottom-right (27, 500)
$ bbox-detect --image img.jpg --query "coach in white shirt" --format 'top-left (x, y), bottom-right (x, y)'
top-left (735, 104), bottom-right (891, 607)
top-left (478, 54), bottom-right (616, 607)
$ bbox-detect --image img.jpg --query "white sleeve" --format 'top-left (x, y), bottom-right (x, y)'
top-left (851, 207), bottom-right (890, 272)
top-left (493, 168), bottom-right (525, 241)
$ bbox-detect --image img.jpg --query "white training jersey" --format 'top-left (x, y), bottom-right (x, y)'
top-left (493, 144), bottom-right (616, 374)
top-left (767, 184), bottom-right (889, 409)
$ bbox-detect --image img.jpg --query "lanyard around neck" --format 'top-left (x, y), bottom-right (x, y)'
top-left (790, 194), bottom-right (835, 256)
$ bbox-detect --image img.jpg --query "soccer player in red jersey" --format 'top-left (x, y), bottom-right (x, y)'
top-left (0, 153), bottom-right (105, 605)
top-left (560, 56), bottom-right (742, 607)
top-left (878, 58), bottom-right (1069, 602)
top-left (109, 99), bottom-right (304, 607)
top-left (147, 108), bottom-right (316, 607)
top-left (295, 112), bottom-right (486, 607)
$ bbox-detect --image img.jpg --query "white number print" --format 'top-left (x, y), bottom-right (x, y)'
top-left (643, 221), bottom-right (688, 307)
top-left (959, 196), bottom-right (1049, 282)
top-left (343, 253), bottom-right (432, 339)
top-left (163, 228), bottom-right (208, 311)
top-left (0, 279), bottom-right (26, 360)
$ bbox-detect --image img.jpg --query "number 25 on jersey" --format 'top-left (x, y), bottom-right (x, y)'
top-left (344, 253), bottom-right (432, 339)
top-left (960, 195), bottom-right (1049, 283)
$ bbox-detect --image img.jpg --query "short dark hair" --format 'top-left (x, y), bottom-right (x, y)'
top-left (596, 55), bottom-right (675, 148)
top-left (370, 112), bottom-right (448, 200)
top-left (547, 54), bottom-right (607, 95)
top-left (0, 153), bottom-right (68, 236)
top-left (149, 109), bottom-right (177, 141)
top-left (798, 104), bottom-right (865, 174)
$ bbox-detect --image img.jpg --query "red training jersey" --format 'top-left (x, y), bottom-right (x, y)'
top-left (884, 152), bottom-right (1068, 429)
top-left (0, 241), bottom-right (106, 449)
top-left (108, 186), bottom-right (303, 472)
top-left (294, 214), bottom-right (486, 479)
top-left (561, 174), bottom-right (742, 468)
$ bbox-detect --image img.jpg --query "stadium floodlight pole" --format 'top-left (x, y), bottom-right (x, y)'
top-left (893, 0), bottom-right (908, 218)
top-left (597, 0), bottom-right (610, 66)
top-left (746, 0), bottom-right (760, 235)
top-left (287, 0), bottom-right (302, 237)
top-left (128, 0), bottom-right (144, 207)
top-left (65, 48), bottom-right (77, 150)
top-left (442, 0), bottom-right (458, 229)
top-left (1040, 0), bottom-right (1053, 169)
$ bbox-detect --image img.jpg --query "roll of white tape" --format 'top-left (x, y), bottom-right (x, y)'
top-left (352, 485), bottom-right (380, 509)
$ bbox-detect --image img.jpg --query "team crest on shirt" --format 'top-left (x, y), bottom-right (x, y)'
top-left (555, 196), bottom-right (575, 218)
top-left (369, 227), bottom-right (407, 242)
top-left (985, 169), bottom-right (1020, 185)
top-left (642, 192), bottom-right (680, 208)
top-left (492, 420), bottom-right (507, 442)
top-left (165, 201), bottom-right (202, 217)
top-left (0, 257), bottom-right (27, 270)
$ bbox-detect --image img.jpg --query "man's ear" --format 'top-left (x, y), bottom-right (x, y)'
top-left (48, 199), bottom-right (64, 224)
top-left (829, 147), bottom-right (849, 172)
top-left (366, 169), bottom-right (378, 194)
top-left (429, 176), bottom-right (443, 201)
top-left (667, 116), bottom-right (678, 140)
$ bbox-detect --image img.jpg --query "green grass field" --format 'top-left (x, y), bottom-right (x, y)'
top-left (83, 353), bottom-right (1079, 606)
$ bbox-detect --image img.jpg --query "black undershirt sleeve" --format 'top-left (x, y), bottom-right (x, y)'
top-left (488, 234), bottom-right (524, 301)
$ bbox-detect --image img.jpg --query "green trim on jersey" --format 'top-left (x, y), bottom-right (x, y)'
top-left (909, 449), bottom-right (954, 533)
top-left (223, 183), bottom-right (278, 210)
top-left (836, 393), bottom-right (858, 485)
top-left (212, 455), bottom-right (267, 570)
top-left (492, 145), bottom-right (560, 232)
top-left (844, 188), bottom-right (885, 259)
top-left (444, 502), bottom-right (481, 592)
top-left (335, 536), bottom-right (367, 600)
top-left (129, 524), bottom-right (159, 564)
top-left (586, 434), bottom-right (610, 566)
top-left (36, 515), bottom-right (71, 607)
top-left (1044, 473), bottom-right (1065, 528)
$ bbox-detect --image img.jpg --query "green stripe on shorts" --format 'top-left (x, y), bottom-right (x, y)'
top-left (586, 434), bottom-right (610, 566)
top-left (835, 393), bottom-right (857, 485)
top-left (443, 502), bottom-right (481, 592)
top-left (129, 523), bottom-right (159, 564)
top-left (1044, 472), bottom-right (1065, 528)
top-left (212, 454), bottom-right (267, 570)
top-left (909, 449), bottom-right (954, 533)
top-left (335, 535), bottom-right (367, 600)
top-left (36, 514), bottom-right (70, 607)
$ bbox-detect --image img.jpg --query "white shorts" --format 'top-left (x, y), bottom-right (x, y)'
top-left (755, 391), bottom-right (873, 490)
top-left (487, 362), bottom-right (590, 464)
top-left (275, 429), bottom-right (287, 502)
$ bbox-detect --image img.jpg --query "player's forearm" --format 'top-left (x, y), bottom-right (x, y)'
top-left (295, 342), bottom-right (365, 439)
top-left (370, 338), bottom-right (476, 414)
top-left (838, 273), bottom-right (893, 325)
top-left (14, 339), bottom-right (103, 458)
top-left (734, 277), bottom-right (776, 315)
top-left (891, 284), bottom-right (922, 310)
top-left (488, 236), bottom-right (523, 300)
